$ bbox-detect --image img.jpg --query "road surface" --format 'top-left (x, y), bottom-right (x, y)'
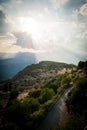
top-left (37, 86), bottom-right (73, 130)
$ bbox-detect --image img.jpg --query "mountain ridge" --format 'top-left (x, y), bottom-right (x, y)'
top-left (13, 61), bottom-right (75, 77)
top-left (10, 61), bottom-right (75, 89)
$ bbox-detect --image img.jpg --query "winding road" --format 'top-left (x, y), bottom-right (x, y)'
top-left (37, 86), bottom-right (73, 130)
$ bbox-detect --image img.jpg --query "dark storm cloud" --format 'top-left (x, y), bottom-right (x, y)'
top-left (0, 10), bottom-right (5, 19)
top-left (0, 10), bottom-right (11, 34)
top-left (0, 0), bottom-right (11, 4)
top-left (13, 32), bottom-right (34, 49)
top-left (64, 0), bottom-right (86, 12)
top-left (66, 0), bottom-right (86, 8)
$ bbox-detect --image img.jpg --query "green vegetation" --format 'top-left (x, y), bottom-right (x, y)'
top-left (29, 89), bottom-right (41, 98)
top-left (57, 76), bottom-right (87, 130)
top-left (1, 73), bottom-right (74, 130)
top-left (10, 90), bottom-right (19, 99)
top-left (67, 77), bottom-right (87, 113)
top-left (53, 61), bottom-right (87, 130)
top-left (39, 88), bottom-right (55, 104)
top-left (0, 61), bottom-right (76, 130)
top-left (61, 75), bottom-right (72, 86)
top-left (45, 77), bottom-right (61, 93)
top-left (78, 61), bottom-right (87, 69)
top-left (12, 61), bottom-right (75, 87)
top-left (78, 61), bottom-right (87, 75)
top-left (0, 75), bottom-right (70, 130)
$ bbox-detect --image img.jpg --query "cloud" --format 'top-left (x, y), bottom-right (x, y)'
top-left (13, 0), bottom-right (22, 3)
top-left (75, 31), bottom-right (87, 40)
top-left (0, 10), bottom-right (12, 34)
top-left (0, 5), bottom-right (3, 10)
top-left (13, 32), bottom-right (34, 49)
top-left (0, 32), bottom-right (45, 54)
top-left (0, 0), bottom-right (87, 64)
top-left (64, 33), bottom-right (87, 57)
top-left (72, 9), bottom-right (80, 20)
top-left (0, 0), bottom-right (11, 4)
top-left (51, 0), bottom-right (69, 8)
top-left (0, 52), bottom-right (16, 59)
top-left (0, 0), bottom-right (7, 4)
top-left (0, 33), bottom-right (16, 53)
top-left (80, 3), bottom-right (87, 16)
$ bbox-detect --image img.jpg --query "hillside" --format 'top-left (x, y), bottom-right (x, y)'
top-left (14, 61), bottom-right (74, 78)
top-left (10, 61), bottom-right (75, 89)
top-left (0, 61), bottom-right (87, 130)
top-left (0, 61), bottom-right (77, 130)
top-left (52, 61), bottom-right (87, 130)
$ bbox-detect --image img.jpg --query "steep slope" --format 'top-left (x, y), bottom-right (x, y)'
top-left (11, 61), bottom-right (75, 89)
top-left (0, 61), bottom-right (76, 130)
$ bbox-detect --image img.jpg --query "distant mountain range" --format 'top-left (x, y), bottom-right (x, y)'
top-left (0, 52), bottom-right (36, 81)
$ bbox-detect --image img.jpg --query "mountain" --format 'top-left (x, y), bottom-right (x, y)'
top-left (11, 61), bottom-right (75, 89)
top-left (0, 61), bottom-right (87, 130)
top-left (0, 52), bottom-right (36, 81)
top-left (0, 60), bottom-right (77, 130)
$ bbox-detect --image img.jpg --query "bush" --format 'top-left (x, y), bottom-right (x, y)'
top-left (78, 61), bottom-right (87, 69)
top-left (5, 100), bottom-right (20, 122)
top-left (21, 98), bottom-right (40, 115)
top-left (39, 88), bottom-right (55, 104)
top-left (2, 122), bottom-right (18, 130)
top-left (31, 108), bottom-right (44, 121)
top-left (10, 90), bottom-right (19, 99)
top-left (61, 75), bottom-right (72, 86)
top-left (46, 78), bottom-right (61, 93)
top-left (66, 77), bottom-right (87, 113)
top-left (29, 89), bottom-right (41, 98)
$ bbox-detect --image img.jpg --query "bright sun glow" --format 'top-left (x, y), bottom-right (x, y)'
top-left (16, 16), bottom-right (71, 48)
top-left (18, 17), bottom-right (42, 39)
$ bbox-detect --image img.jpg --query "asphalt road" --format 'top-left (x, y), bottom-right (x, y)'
top-left (37, 86), bottom-right (73, 130)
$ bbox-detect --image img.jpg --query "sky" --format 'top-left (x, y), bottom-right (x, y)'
top-left (0, 0), bottom-right (87, 64)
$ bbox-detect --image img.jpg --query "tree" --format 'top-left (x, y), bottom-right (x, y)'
top-left (67, 77), bottom-right (87, 113)
top-left (39, 88), bottom-right (55, 104)
top-left (78, 61), bottom-right (87, 69)
top-left (61, 75), bottom-right (72, 86)
top-left (10, 90), bottom-right (19, 99)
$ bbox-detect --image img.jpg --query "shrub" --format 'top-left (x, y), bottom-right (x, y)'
top-left (66, 77), bottom-right (87, 113)
top-left (61, 75), bottom-right (72, 86)
top-left (39, 88), bottom-right (55, 104)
